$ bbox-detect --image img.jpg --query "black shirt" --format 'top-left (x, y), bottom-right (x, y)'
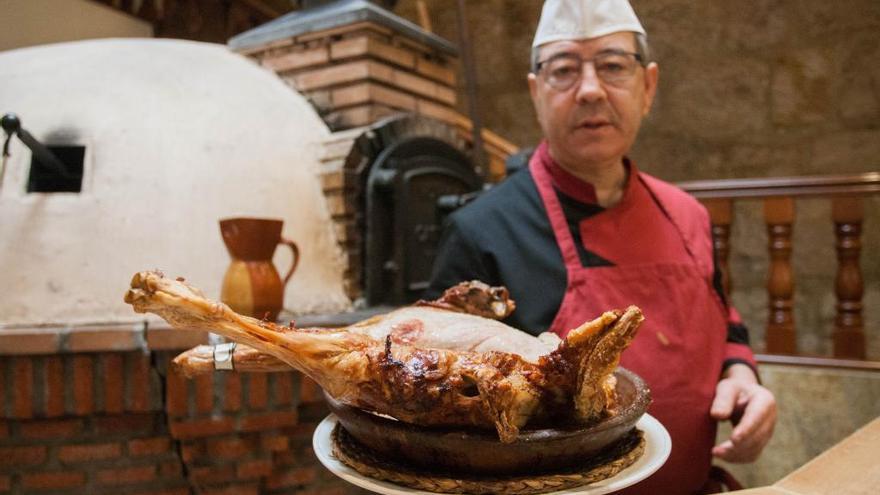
top-left (425, 168), bottom-right (608, 334)
top-left (426, 168), bottom-right (751, 355)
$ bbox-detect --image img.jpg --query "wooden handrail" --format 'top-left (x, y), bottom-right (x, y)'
top-left (679, 172), bottom-right (880, 198)
top-left (677, 172), bottom-right (878, 360)
top-left (756, 354), bottom-right (880, 372)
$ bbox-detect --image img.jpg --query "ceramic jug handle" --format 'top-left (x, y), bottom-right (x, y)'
top-left (280, 237), bottom-right (300, 285)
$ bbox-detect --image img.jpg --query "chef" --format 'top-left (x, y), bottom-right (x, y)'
top-left (425, 0), bottom-right (777, 492)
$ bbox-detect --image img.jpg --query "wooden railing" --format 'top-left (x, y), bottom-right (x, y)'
top-left (678, 172), bottom-right (880, 359)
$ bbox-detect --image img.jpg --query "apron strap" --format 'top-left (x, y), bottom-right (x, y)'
top-left (528, 146), bottom-right (583, 270)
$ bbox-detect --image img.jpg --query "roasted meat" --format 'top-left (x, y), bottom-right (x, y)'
top-left (173, 280), bottom-right (554, 376)
top-left (124, 270), bottom-right (643, 442)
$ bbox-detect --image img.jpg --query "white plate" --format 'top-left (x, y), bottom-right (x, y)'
top-left (313, 413), bottom-right (671, 495)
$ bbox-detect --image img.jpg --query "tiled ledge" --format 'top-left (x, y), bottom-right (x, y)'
top-left (0, 306), bottom-right (392, 356)
top-left (0, 322), bottom-right (209, 356)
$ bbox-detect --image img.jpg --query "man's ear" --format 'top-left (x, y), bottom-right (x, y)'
top-left (642, 62), bottom-right (659, 116)
top-left (528, 72), bottom-right (539, 102)
top-left (528, 72), bottom-right (542, 118)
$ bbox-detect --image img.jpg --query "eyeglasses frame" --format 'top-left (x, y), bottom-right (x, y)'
top-left (534, 49), bottom-right (646, 90)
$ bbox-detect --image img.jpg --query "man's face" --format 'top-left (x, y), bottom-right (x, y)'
top-left (528, 32), bottom-right (659, 173)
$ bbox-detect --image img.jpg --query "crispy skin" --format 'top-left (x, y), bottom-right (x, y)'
top-left (174, 280), bottom-right (548, 376)
top-left (124, 271), bottom-right (642, 442)
top-left (416, 280), bottom-right (516, 320)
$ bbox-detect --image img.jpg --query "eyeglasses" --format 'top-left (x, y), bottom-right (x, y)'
top-left (535, 50), bottom-right (645, 90)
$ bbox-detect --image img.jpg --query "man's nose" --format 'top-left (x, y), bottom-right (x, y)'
top-left (574, 63), bottom-right (606, 103)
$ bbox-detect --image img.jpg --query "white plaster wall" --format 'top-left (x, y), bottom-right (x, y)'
top-left (0, 39), bottom-right (350, 326)
top-left (0, 0), bottom-right (153, 52)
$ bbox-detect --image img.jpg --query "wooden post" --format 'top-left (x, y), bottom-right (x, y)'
top-left (832, 196), bottom-right (865, 358)
top-left (764, 197), bottom-right (796, 354)
top-left (703, 198), bottom-right (734, 299)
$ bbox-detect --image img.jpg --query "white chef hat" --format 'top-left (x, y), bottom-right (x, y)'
top-left (532, 0), bottom-right (646, 48)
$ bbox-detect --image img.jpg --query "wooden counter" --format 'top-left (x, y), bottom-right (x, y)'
top-left (727, 417), bottom-right (880, 495)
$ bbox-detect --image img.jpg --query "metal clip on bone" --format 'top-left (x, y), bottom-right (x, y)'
top-left (213, 342), bottom-right (237, 370)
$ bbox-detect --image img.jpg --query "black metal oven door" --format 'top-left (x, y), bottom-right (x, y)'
top-left (365, 136), bottom-right (482, 306)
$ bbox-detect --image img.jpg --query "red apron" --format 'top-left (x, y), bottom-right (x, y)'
top-left (529, 153), bottom-right (727, 494)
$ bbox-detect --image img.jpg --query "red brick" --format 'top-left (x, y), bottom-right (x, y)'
top-left (265, 466), bottom-right (317, 489)
top-left (67, 327), bottom-right (140, 352)
top-left (128, 437), bottom-right (171, 456)
top-left (166, 369), bottom-right (188, 416)
top-left (72, 355), bottom-right (94, 415)
top-left (96, 464), bottom-right (156, 485)
top-left (205, 437), bottom-right (254, 459)
top-left (188, 465), bottom-right (238, 484)
top-left (415, 57), bottom-right (456, 85)
top-left (285, 421), bottom-right (322, 440)
top-left (129, 353), bottom-right (151, 412)
top-left (170, 418), bottom-right (235, 440)
top-left (0, 445), bottom-right (47, 467)
top-left (295, 20), bottom-right (392, 43)
top-left (261, 46), bottom-right (329, 72)
top-left (0, 329), bottom-right (60, 355)
top-left (296, 487), bottom-right (349, 495)
top-left (21, 471), bottom-right (86, 490)
top-left (260, 433), bottom-right (289, 452)
top-left (272, 450), bottom-right (296, 467)
top-left (247, 373), bottom-right (268, 410)
top-left (416, 98), bottom-right (457, 124)
top-left (145, 326), bottom-right (208, 350)
top-left (103, 353), bottom-right (125, 414)
top-left (158, 460), bottom-right (183, 477)
top-left (19, 418), bottom-right (84, 439)
top-left (57, 442), bottom-right (122, 463)
top-left (12, 357), bottom-right (34, 419)
top-left (131, 488), bottom-right (190, 495)
top-left (199, 483), bottom-right (259, 495)
top-left (44, 356), bottom-right (65, 416)
top-left (180, 441), bottom-right (205, 463)
top-left (195, 374), bottom-right (213, 414)
top-left (292, 60), bottom-right (374, 91)
top-left (93, 413), bottom-right (154, 435)
top-left (273, 373), bottom-right (294, 407)
top-left (224, 373), bottom-right (242, 412)
top-left (299, 376), bottom-right (324, 404)
top-left (236, 458), bottom-right (273, 479)
top-left (0, 474), bottom-right (9, 491)
top-left (239, 411), bottom-right (298, 432)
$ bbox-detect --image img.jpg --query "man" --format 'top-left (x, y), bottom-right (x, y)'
top-left (426, 0), bottom-right (777, 492)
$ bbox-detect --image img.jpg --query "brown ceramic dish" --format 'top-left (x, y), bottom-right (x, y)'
top-left (325, 367), bottom-right (651, 476)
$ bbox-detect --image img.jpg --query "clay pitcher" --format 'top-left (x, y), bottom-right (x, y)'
top-left (219, 217), bottom-right (300, 321)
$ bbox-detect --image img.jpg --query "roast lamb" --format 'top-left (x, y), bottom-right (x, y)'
top-left (172, 279), bottom-right (559, 375)
top-left (124, 270), bottom-right (643, 442)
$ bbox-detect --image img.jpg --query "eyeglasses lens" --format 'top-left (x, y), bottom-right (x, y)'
top-left (544, 53), bottom-right (639, 90)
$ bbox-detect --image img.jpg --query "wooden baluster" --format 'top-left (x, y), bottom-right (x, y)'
top-left (764, 197), bottom-right (796, 354)
top-left (832, 196), bottom-right (865, 358)
top-left (703, 198), bottom-right (734, 299)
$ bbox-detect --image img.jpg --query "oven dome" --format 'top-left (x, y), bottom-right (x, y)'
top-left (0, 38), bottom-right (349, 326)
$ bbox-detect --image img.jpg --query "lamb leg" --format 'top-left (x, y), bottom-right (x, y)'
top-left (125, 270), bottom-right (543, 442)
top-left (173, 343), bottom-right (289, 377)
top-left (173, 280), bottom-right (538, 377)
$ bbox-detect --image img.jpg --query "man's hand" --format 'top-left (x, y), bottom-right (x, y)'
top-left (710, 363), bottom-right (777, 463)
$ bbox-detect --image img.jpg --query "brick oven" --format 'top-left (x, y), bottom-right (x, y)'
top-left (0, 1), bottom-right (518, 494)
top-left (229, 0), bottom-right (515, 306)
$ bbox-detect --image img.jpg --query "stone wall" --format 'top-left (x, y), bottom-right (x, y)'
top-left (394, 0), bottom-right (880, 358)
